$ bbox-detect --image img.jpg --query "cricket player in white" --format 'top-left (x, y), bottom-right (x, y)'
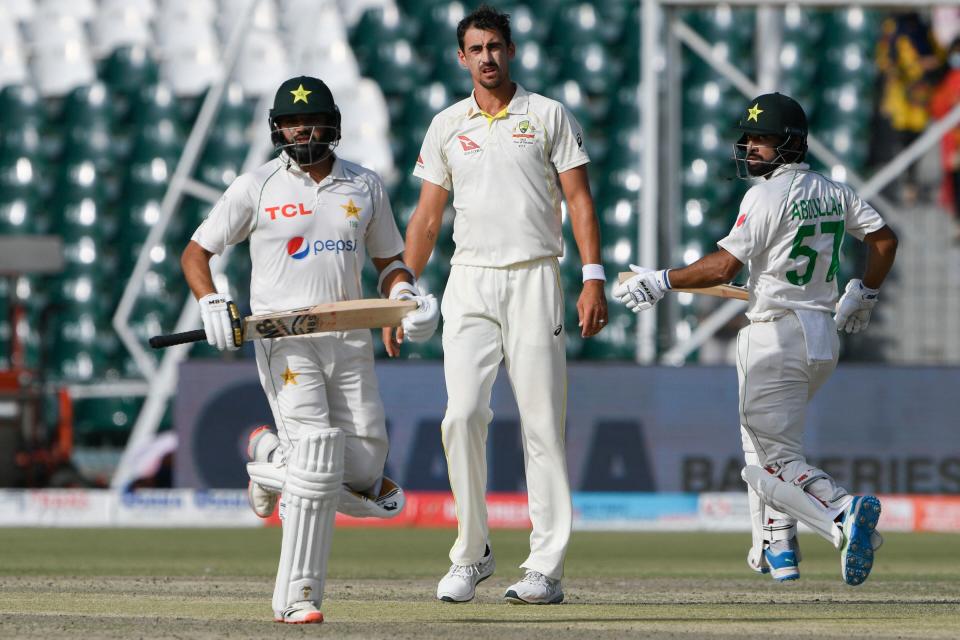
top-left (181, 76), bottom-right (439, 623)
top-left (404, 6), bottom-right (608, 605)
top-left (614, 93), bottom-right (898, 587)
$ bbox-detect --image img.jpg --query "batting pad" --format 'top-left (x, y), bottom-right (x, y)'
top-left (272, 429), bottom-right (344, 617)
top-left (742, 465), bottom-right (843, 549)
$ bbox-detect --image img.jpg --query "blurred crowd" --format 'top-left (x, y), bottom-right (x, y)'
top-left (873, 7), bottom-right (960, 238)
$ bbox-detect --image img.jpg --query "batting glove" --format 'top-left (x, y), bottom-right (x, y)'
top-left (834, 279), bottom-right (879, 334)
top-left (390, 281), bottom-right (439, 343)
top-left (612, 265), bottom-right (671, 313)
top-left (198, 292), bottom-right (240, 351)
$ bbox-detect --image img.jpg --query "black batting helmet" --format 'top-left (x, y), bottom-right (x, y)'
top-left (268, 76), bottom-right (341, 166)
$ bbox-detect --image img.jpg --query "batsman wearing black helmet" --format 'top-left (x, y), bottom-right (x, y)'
top-left (181, 76), bottom-right (439, 623)
top-left (613, 92), bottom-right (898, 586)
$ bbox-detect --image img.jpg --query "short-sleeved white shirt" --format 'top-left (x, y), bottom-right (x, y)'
top-left (717, 163), bottom-right (885, 321)
top-left (192, 155), bottom-right (404, 315)
top-left (413, 83), bottom-right (589, 268)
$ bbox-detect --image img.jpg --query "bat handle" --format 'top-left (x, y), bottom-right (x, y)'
top-left (149, 329), bottom-right (208, 349)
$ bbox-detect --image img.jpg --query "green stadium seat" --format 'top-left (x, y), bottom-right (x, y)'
top-left (555, 43), bottom-right (621, 96)
top-left (350, 6), bottom-right (418, 65)
top-left (549, 3), bottom-right (608, 48)
top-left (428, 46), bottom-right (474, 98)
top-left (499, 3), bottom-right (550, 44)
top-left (59, 82), bottom-right (116, 130)
top-left (0, 199), bottom-right (40, 234)
top-left (0, 120), bottom-right (43, 163)
top-left (581, 312), bottom-right (635, 360)
top-left (511, 41), bottom-right (554, 95)
top-left (0, 85), bottom-right (43, 127)
top-left (128, 119), bottom-right (185, 164)
top-left (99, 45), bottom-right (160, 97)
top-left (73, 397), bottom-right (143, 442)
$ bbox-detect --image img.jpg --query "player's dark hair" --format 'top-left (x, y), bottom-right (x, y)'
top-left (457, 4), bottom-right (512, 51)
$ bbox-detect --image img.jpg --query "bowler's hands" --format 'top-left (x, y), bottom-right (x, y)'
top-left (612, 265), bottom-right (671, 313)
top-left (578, 280), bottom-right (608, 337)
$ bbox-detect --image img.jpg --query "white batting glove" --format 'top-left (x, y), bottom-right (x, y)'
top-left (198, 292), bottom-right (240, 351)
top-left (611, 265), bottom-right (671, 313)
top-left (390, 281), bottom-right (440, 343)
top-left (834, 279), bottom-right (879, 334)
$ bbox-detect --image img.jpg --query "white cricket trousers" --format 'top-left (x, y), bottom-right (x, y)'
top-left (440, 257), bottom-right (571, 580)
top-left (737, 311), bottom-right (850, 540)
top-left (254, 331), bottom-right (389, 493)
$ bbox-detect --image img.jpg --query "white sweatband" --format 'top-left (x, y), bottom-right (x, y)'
top-left (377, 260), bottom-right (416, 296)
top-left (582, 263), bottom-right (606, 282)
top-left (389, 281), bottom-right (419, 300)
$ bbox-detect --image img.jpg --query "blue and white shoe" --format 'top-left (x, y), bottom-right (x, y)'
top-left (840, 495), bottom-right (882, 586)
top-left (764, 540), bottom-right (800, 582)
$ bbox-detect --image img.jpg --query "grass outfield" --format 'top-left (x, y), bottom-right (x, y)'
top-left (0, 528), bottom-right (958, 639)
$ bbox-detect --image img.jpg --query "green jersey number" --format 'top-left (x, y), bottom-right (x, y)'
top-left (786, 221), bottom-right (845, 286)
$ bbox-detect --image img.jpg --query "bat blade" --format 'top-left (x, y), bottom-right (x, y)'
top-left (616, 272), bottom-right (748, 301)
top-left (149, 299), bottom-right (418, 349)
top-left (244, 299), bottom-right (419, 340)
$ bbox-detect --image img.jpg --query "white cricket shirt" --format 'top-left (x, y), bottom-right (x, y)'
top-left (717, 163), bottom-right (886, 321)
top-left (192, 155), bottom-right (405, 315)
top-left (413, 83), bottom-right (589, 267)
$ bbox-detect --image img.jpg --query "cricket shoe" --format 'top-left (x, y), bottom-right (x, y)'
top-left (764, 538), bottom-right (801, 582)
top-left (839, 495), bottom-right (882, 586)
top-left (247, 426), bottom-right (280, 518)
top-left (275, 600), bottom-right (323, 624)
top-left (436, 546), bottom-right (495, 602)
top-left (504, 571), bottom-right (564, 604)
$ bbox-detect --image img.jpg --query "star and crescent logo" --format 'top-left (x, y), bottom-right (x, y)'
top-left (290, 84), bottom-right (312, 104)
top-left (747, 103), bottom-right (763, 122)
top-left (341, 199), bottom-right (362, 220)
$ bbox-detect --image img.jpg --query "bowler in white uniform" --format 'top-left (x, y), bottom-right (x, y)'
top-left (181, 76), bottom-right (439, 623)
top-left (404, 6), bottom-right (608, 604)
top-left (614, 93), bottom-right (898, 587)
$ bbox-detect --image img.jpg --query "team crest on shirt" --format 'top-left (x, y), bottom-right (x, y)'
top-left (735, 213), bottom-right (747, 228)
top-left (341, 198), bottom-right (362, 228)
top-left (511, 120), bottom-right (537, 147)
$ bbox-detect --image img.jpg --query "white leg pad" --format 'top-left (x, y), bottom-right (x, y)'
top-left (336, 476), bottom-right (406, 519)
top-left (742, 465), bottom-right (843, 549)
top-left (272, 429), bottom-right (344, 618)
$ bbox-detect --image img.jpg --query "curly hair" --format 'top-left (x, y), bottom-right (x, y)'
top-left (457, 4), bottom-right (512, 51)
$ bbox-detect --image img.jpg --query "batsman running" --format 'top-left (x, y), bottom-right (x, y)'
top-left (613, 93), bottom-right (898, 586)
top-left (180, 76), bottom-right (439, 623)
top-left (404, 5), bottom-right (607, 604)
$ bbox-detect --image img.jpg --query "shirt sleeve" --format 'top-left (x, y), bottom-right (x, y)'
top-left (412, 114), bottom-right (452, 191)
top-left (550, 103), bottom-right (590, 174)
top-left (191, 173), bottom-right (258, 255)
top-left (364, 173), bottom-right (406, 259)
top-left (716, 185), bottom-right (776, 263)
top-left (842, 185), bottom-right (886, 241)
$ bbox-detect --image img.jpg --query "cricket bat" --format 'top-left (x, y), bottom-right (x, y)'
top-left (617, 272), bottom-right (749, 301)
top-left (148, 299), bottom-right (418, 349)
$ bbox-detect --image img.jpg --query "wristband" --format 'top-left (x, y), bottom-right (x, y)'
top-left (660, 269), bottom-right (672, 290)
top-left (859, 281), bottom-right (879, 300)
top-left (377, 260), bottom-right (416, 297)
top-left (582, 263), bottom-right (606, 282)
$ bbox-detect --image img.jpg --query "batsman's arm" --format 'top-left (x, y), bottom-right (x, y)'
top-left (860, 225), bottom-right (898, 290)
top-left (663, 248), bottom-right (743, 289)
top-left (403, 180), bottom-right (449, 277)
top-left (558, 165), bottom-right (608, 338)
top-left (181, 240), bottom-right (217, 300)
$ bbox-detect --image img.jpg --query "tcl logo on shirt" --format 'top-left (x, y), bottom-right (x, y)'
top-left (286, 236), bottom-right (358, 260)
top-left (266, 203), bottom-right (313, 220)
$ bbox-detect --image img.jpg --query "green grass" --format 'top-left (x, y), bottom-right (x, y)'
top-left (0, 529), bottom-right (958, 639)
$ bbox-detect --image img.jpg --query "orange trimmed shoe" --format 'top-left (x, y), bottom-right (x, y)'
top-left (275, 601), bottom-right (324, 624)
